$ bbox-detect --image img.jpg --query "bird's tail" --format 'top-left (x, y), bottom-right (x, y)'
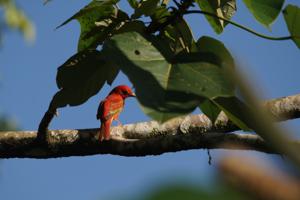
top-left (99, 120), bottom-right (111, 141)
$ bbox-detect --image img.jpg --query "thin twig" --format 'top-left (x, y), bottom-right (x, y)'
top-left (185, 10), bottom-right (295, 41)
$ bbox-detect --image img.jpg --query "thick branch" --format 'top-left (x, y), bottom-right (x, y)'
top-left (0, 94), bottom-right (300, 159)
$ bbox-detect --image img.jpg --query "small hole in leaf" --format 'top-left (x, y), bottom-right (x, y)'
top-left (134, 50), bottom-right (140, 55)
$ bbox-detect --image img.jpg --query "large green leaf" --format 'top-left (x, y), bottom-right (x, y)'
top-left (196, 36), bottom-right (234, 69)
top-left (242, 0), bottom-right (285, 27)
top-left (103, 32), bottom-right (234, 122)
top-left (56, 0), bottom-right (122, 51)
top-left (52, 50), bottom-right (119, 108)
top-left (195, 0), bottom-right (236, 34)
top-left (196, 36), bottom-right (236, 123)
top-left (283, 4), bottom-right (300, 49)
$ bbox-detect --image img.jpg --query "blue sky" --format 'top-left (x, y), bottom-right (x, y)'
top-left (0, 1), bottom-right (299, 200)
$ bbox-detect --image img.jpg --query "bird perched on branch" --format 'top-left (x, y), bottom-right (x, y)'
top-left (96, 85), bottom-right (136, 141)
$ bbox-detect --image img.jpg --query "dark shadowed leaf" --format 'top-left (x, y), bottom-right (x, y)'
top-left (199, 99), bottom-right (221, 123)
top-left (242, 0), bottom-right (284, 28)
top-left (283, 4), bottom-right (300, 49)
top-left (159, 17), bottom-right (195, 54)
top-left (132, 0), bottom-right (160, 19)
top-left (53, 50), bottom-right (119, 108)
top-left (127, 0), bottom-right (139, 9)
top-left (140, 184), bottom-right (250, 200)
top-left (213, 96), bottom-right (251, 130)
top-left (103, 32), bottom-right (234, 122)
top-left (195, 0), bottom-right (236, 34)
top-left (150, 5), bottom-right (170, 23)
top-left (113, 20), bottom-right (146, 35)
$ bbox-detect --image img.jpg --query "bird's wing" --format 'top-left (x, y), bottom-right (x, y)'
top-left (96, 100), bottom-right (106, 120)
top-left (97, 96), bottom-right (124, 121)
top-left (106, 97), bottom-right (124, 120)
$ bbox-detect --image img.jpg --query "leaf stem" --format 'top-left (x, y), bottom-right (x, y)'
top-left (185, 10), bottom-right (293, 41)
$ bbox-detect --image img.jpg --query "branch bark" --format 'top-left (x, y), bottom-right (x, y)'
top-left (0, 94), bottom-right (300, 159)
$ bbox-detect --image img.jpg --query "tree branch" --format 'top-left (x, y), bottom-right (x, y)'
top-left (0, 94), bottom-right (300, 159)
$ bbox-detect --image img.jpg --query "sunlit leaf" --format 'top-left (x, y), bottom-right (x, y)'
top-left (242, 0), bottom-right (284, 27)
top-left (56, 0), bottom-right (122, 51)
top-left (283, 4), bottom-right (300, 48)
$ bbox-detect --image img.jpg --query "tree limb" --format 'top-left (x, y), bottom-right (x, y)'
top-left (0, 94), bottom-right (300, 159)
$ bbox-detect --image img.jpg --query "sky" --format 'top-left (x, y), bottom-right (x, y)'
top-left (0, 1), bottom-right (300, 200)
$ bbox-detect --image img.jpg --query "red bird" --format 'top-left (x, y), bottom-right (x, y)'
top-left (96, 85), bottom-right (136, 141)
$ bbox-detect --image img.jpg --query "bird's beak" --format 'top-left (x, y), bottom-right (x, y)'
top-left (130, 92), bottom-right (136, 97)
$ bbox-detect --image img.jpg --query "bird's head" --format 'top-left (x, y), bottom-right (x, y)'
top-left (110, 85), bottom-right (136, 99)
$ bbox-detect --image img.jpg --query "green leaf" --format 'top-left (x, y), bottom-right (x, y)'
top-left (195, 36), bottom-right (251, 130)
top-left (196, 36), bottom-right (234, 69)
top-left (132, 0), bottom-right (160, 19)
top-left (53, 50), bottom-right (119, 108)
top-left (195, 0), bottom-right (236, 34)
top-left (199, 99), bottom-right (221, 123)
top-left (213, 97), bottom-right (251, 130)
top-left (56, 0), bottom-right (122, 51)
top-left (144, 185), bottom-right (211, 200)
top-left (141, 184), bottom-right (250, 200)
top-left (160, 17), bottom-right (195, 54)
top-left (222, 0), bottom-right (237, 20)
top-left (242, 0), bottom-right (285, 27)
top-left (283, 4), bottom-right (300, 49)
top-left (0, 115), bottom-right (19, 131)
top-left (127, 0), bottom-right (139, 9)
top-left (150, 5), bottom-right (171, 23)
top-left (113, 20), bottom-right (146, 35)
top-left (103, 32), bottom-right (234, 122)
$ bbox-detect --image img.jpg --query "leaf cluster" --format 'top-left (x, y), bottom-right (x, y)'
top-left (50, 0), bottom-right (300, 128)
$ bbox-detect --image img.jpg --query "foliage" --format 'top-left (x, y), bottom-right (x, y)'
top-left (242, 0), bottom-right (284, 28)
top-left (0, 0), bottom-right (35, 42)
top-left (51, 0), bottom-right (300, 126)
top-left (0, 114), bottom-right (18, 131)
top-left (283, 5), bottom-right (300, 48)
top-left (138, 184), bottom-right (250, 200)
